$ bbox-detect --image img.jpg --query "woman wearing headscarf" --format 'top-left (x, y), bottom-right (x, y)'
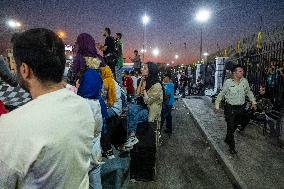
top-left (77, 67), bottom-right (107, 189)
top-left (100, 65), bottom-right (124, 159)
top-left (71, 33), bottom-right (104, 83)
top-left (124, 62), bottom-right (164, 147)
top-left (100, 66), bottom-right (116, 108)
top-left (70, 33), bottom-right (106, 189)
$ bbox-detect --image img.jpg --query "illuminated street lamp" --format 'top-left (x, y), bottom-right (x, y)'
top-left (203, 52), bottom-right (209, 57)
top-left (142, 15), bottom-right (150, 25)
top-left (141, 48), bottom-right (147, 53)
top-left (7, 19), bottom-right (21, 29)
top-left (58, 32), bottom-right (65, 38)
top-left (203, 52), bottom-right (209, 63)
top-left (152, 48), bottom-right (160, 57)
top-left (195, 9), bottom-right (210, 23)
top-left (142, 14), bottom-right (150, 62)
top-left (175, 54), bottom-right (179, 59)
top-left (58, 31), bottom-right (65, 38)
top-left (195, 9), bottom-right (211, 62)
top-left (166, 63), bottom-right (170, 66)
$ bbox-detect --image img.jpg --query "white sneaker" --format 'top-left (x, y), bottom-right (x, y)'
top-left (124, 136), bottom-right (139, 147)
top-left (102, 150), bottom-right (115, 159)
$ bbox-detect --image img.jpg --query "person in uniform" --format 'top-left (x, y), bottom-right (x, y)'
top-left (215, 65), bottom-right (257, 154)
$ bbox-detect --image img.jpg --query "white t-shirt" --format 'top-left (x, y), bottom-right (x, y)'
top-left (85, 99), bottom-right (103, 167)
top-left (0, 89), bottom-right (97, 189)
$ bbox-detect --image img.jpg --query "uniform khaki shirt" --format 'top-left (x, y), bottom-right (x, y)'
top-left (215, 78), bottom-right (256, 109)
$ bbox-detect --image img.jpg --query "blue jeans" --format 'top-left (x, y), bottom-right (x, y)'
top-left (127, 104), bottom-right (148, 134)
top-left (89, 166), bottom-right (102, 189)
top-left (115, 66), bottom-right (123, 85)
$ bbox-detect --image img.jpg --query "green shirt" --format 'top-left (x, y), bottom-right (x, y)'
top-left (215, 77), bottom-right (256, 108)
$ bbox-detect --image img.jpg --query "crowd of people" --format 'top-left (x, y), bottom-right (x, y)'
top-left (0, 28), bottom-right (175, 188)
top-left (0, 26), bottom-right (283, 188)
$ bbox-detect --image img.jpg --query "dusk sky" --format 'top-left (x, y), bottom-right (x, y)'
top-left (1, 0), bottom-right (283, 64)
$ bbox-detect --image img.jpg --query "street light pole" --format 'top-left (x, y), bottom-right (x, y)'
top-left (143, 24), bottom-right (146, 62)
top-left (200, 27), bottom-right (202, 62)
top-left (142, 14), bottom-right (149, 63)
top-left (195, 9), bottom-right (210, 63)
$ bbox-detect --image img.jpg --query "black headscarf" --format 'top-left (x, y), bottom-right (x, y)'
top-left (145, 62), bottom-right (160, 91)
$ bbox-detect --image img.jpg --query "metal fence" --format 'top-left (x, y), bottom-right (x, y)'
top-left (205, 26), bottom-right (284, 105)
top-left (228, 41), bottom-right (284, 104)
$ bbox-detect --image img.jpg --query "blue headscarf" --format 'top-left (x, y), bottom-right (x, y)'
top-left (77, 68), bottom-right (108, 120)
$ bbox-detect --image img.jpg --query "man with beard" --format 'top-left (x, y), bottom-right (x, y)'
top-left (0, 28), bottom-right (98, 189)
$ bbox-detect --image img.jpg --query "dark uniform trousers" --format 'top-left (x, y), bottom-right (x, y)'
top-left (224, 103), bottom-right (246, 149)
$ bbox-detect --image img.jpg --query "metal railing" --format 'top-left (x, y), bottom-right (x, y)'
top-left (203, 26), bottom-right (284, 104)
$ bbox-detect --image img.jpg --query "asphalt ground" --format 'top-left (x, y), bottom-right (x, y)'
top-left (129, 99), bottom-right (234, 189)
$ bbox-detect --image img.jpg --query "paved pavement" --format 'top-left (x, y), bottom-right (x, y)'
top-left (183, 96), bottom-right (284, 189)
top-left (129, 99), bottom-right (233, 189)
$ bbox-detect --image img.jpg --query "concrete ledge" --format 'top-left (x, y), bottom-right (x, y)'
top-left (182, 98), bottom-right (248, 189)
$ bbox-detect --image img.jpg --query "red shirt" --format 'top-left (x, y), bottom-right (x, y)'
top-left (0, 100), bottom-right (8, 116)
top-left (123, 76), bottom-right (135, 95)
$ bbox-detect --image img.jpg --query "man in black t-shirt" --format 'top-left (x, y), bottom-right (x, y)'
top-left (99, 28), bottom-right (117, 78)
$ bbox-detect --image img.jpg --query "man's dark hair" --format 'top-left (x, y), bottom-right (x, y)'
top-left (231, 64), bottom-right (244, 73)
top-left (124, 70), bottom-right (129, 75)
top-left (116, 33), bottom-right (122, 39)
top-left (130, 70), bottom-right (134, 75)
top-left (13, 28), bottom-right (65, 83)
top-left (134, 50), bottom-right (138, 53)
top-left (105, 28), bottom-right (111, 35)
